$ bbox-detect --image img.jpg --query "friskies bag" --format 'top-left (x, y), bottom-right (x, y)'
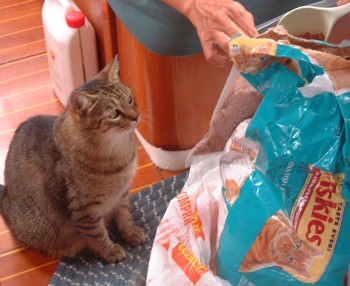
top-left (216, 28), bottom-right (350, 286)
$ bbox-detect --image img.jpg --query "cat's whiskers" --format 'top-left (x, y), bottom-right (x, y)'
top-left (108, 133), bottom-right (126, 158)
top-left (94, 132), bottom-right (115, 157)
top-left (137, 108), bottom-right (153, 130)
top-left (99, 127), bottom-right (134, 159)
top-left (95, 130), bottom-right (122, 158)
top-left (103, 136), bottom-right (117, 158)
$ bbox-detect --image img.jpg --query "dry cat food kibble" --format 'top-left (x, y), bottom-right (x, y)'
top-left (186, 71), bottom-right (262, 165)
top-left (298, 32), bottom-right (325, 41)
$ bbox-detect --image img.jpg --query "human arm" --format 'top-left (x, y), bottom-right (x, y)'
top-left (161, 0), bottom-right (257, 67)
top-left (338, 0), bottom-right (350, 5)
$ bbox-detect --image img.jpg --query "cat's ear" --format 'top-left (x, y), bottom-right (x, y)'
top-left (69, 91), bottom-right (91, 116)
top-left (95, 56), bottom-right (120, 83)
top-left (108, 56), bottom-right (120, 83)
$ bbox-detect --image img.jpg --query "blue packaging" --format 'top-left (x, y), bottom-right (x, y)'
top-left (217, 30), bottom-right (350, 286)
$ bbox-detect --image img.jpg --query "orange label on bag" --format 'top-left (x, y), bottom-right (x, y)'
top-left (192, 210), bottom-right (205, 240)
top-left (230, 139), bottom-right (257, 161)
top-left (171, 242), bottom-right (209, 284)
top-left (176, 191), bottom-right (192, 225)
top-left (290, 165), bottom-right (345, 283)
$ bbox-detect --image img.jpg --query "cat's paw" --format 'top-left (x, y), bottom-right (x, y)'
top-left (102, 243), bottom-right (126, 263)
top-left (124, 226), bottom-right (146, 246)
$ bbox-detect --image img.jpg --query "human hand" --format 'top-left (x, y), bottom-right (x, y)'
top-left (337, 0), bottom-right (350, 5)
top-left (187, 0), bottom-right (257, 66)
top-left (162, 0), bottom-right (257, 67)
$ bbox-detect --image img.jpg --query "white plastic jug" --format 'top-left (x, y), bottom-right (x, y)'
top-left (42, 0), bottom-right (99, 106)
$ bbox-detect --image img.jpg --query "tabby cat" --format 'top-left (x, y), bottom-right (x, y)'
top-left (240, 211), bottom-right (323, 279)
top-left (0, 57), bottom-right (145, 263)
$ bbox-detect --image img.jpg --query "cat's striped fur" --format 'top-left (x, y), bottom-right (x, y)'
top-left (0, 57), bottom-right (145, 262)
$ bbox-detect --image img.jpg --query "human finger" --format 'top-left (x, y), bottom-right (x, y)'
top-left (205, 3), bottom-right (257, 39)
top-left (223, 2), bottom-right (258, 37)
top-left (201, 37), bottom-right (231, 67)
top-left (203, 4), bottom-right (257, 55)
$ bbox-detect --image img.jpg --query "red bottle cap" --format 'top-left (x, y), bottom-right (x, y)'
top-left (66, 10), bottom-right (85, 28)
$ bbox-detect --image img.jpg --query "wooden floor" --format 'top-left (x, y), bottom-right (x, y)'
top-left (0, 1), bottom-right (183, 285)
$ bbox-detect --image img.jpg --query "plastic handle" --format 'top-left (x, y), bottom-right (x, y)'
top-left (329, 3), bottom-right (350, 20)
top-left (57, 0), bottom-right (73, 14)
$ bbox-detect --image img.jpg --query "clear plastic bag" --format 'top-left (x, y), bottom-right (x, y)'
top-left (146, 154), bottom-right (231, 286)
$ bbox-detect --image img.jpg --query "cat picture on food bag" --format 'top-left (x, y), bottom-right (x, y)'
top-left (0, 57), bottom-right (145, 263)
top-left (240, 211), bottom-right (323, 280)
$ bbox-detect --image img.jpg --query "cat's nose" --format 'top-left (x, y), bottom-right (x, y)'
top-left (126, 110), bottom-right (139, 122)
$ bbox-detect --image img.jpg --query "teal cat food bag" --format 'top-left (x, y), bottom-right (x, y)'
top-left (216, 27), bottom-right (350, 285)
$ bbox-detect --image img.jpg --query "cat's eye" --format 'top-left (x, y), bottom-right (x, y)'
top-left (286, 254), bottom-right (293, 263)
top-left (110, 109), bottom-right (122, 119)
top-left (293, 240), bottom-right (301, 249)
top-left (128, 96), bottom-right (133, 104)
